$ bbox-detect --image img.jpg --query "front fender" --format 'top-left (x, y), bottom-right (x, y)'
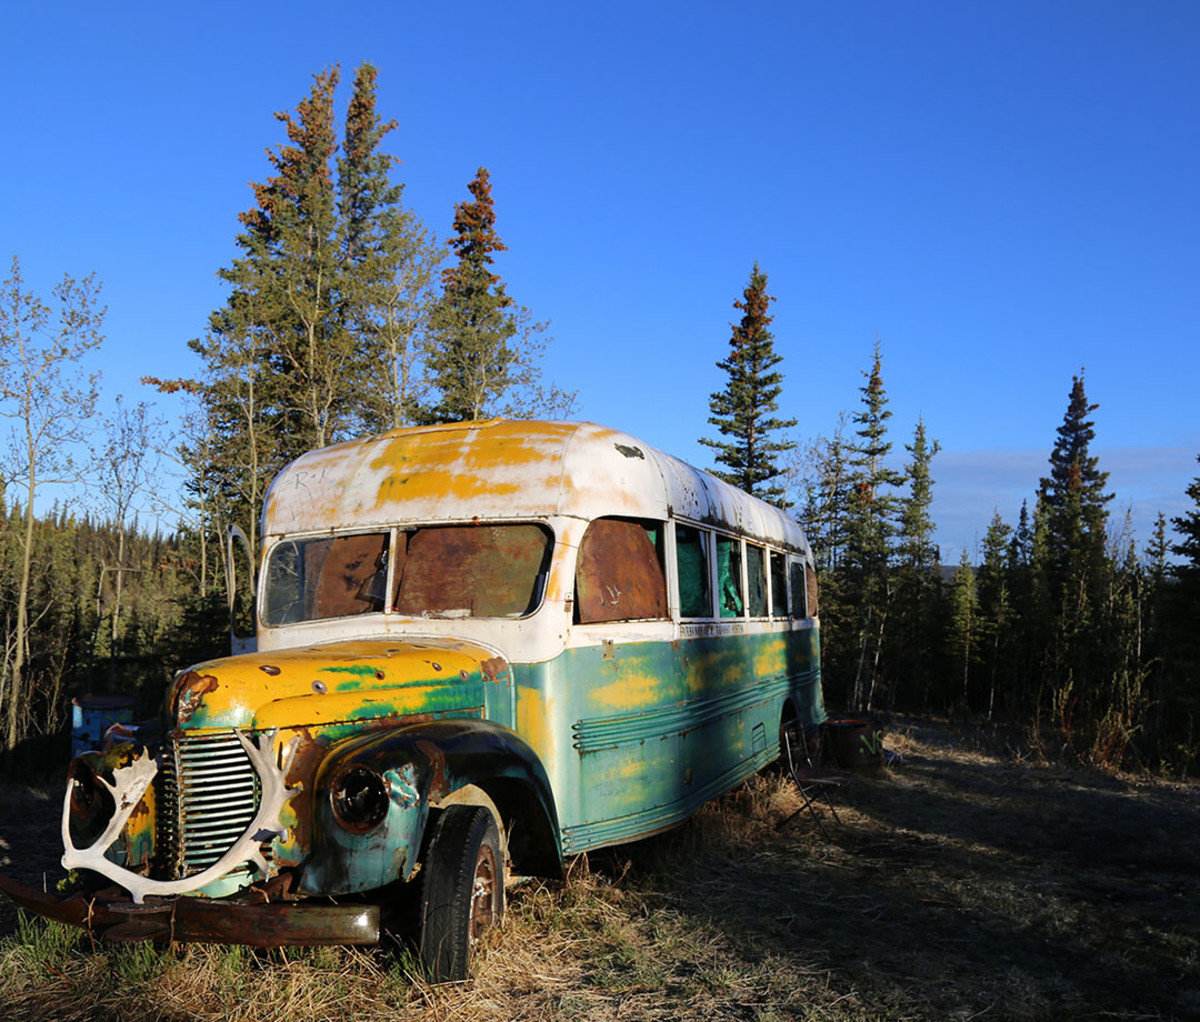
top-left (301, 719), bottom-right (561, 896)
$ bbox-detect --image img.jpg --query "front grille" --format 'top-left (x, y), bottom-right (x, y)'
top-left (159, 730), bottom-right (262, 878)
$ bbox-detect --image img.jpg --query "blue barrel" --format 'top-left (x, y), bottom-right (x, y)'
top-left (70, 694), bottom-right (138, 756)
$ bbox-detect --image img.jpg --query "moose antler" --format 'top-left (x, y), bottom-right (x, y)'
top-left (62, 731), bottom-right (299, 904)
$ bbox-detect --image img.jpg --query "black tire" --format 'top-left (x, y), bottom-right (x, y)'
top-left (418, 804), bottom-right (505, 981)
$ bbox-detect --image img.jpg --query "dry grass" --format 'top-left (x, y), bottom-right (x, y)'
top-left (2, 717), bottom-right (1198, 1021)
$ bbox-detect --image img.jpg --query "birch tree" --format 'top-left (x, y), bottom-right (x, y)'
top-left (0, 257), bottom-right (103, 764)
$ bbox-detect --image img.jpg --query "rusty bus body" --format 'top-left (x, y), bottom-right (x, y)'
top-left (0, 419), bottom-right (826, 978)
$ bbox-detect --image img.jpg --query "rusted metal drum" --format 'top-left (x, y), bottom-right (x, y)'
top-left (70, 694), bottom-right (138, 757)
top-left (825, 716), bottom-right (884, 770)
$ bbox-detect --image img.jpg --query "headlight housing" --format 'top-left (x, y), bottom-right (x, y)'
top-left (330, 766), bottom-right (390, 833)
top-left (67, 758), bottom-right (114, 845)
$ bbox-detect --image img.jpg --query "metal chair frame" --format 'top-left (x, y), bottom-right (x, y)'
top-left (777, 723), bottom-right (846, 838)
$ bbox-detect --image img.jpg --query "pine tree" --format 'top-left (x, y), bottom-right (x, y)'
top-left (1165, 456), bottom-right (1200, 768)
top-left (338, 64), bottom-right (446, 430)
top-left (843, 340), bottom-right (904, 711)
top-left (1035, 372), bottom-right (1114, 751)
top-left (1171, 455), bottom-right (1200, 582)
top-left (424, 168), bottom-right (514, 422)
top-left (1038, 371), bottom-right (1113, 577)
top-left (790, 419), bottom-right (852, 703)
top-left (422, 169), bottom-right (571, 423)
top-left (700, 262), bottom-right (796, 506)
top-left (891, 417), bottom-right (942, 709)
top-left (897, 418), bottom-right (941, 572)
top-left (947, 548), bottom-right (980, 713)
top-left (794, 415), bottom-right (852, 575)
top-left (177, 65), bottom-right (440, 570)
top-left (977, 511), bottom-right (1014, 719)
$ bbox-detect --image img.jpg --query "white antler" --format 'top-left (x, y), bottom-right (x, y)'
top-left (62, 731), bottom-right (299, 904)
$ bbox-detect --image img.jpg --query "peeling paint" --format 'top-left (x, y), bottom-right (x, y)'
top-left (417, 740), bottom-right (449, 801)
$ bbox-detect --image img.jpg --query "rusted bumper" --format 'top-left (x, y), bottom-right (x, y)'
top-left (0, 873), bottom-right (380, 946)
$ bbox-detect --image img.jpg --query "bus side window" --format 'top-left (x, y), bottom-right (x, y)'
top-left (576, 518), bottom-right (668, 623)
top-left (746, 544), bottom-right (766, 617)
top-left (675, 525), bottom-right (711, 618)
top-left (769, 550), bottom-right (789, 617)
top-left (789, 559), bottom-right (807, 618)
top-left (717, 535), bottom-right (743, 618)
top-left (806, 563), bottom-right (819, 617)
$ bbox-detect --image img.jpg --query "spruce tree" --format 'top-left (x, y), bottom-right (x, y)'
top-left (699, 262), bottom-right (796, 507)
top-left (425, 168), bottom-right (514, 422)
top-left (337, 64), bottom-right (445, 430)
top-left (897, 417), bottom-right (941, 571)
top-left (891, 417), bottom-right (942, 709)
top-left (947, 548), bottom-right (980, 713)
top-left (843, 340), bottom-right (904, 711)
top-left (1171, 455), bottom-right (1200, 581)
top-left (178, 64), bottom-right (440, 569)
top-left (1035, 372), bottom-right (1115, 750)
top-left (423, 168), bottom-right (567, 423)
top-left (1167, 456), bottom-right (1200, 745)
top-left (977, 511), bottom-right (1014, 719)
top-left (1038, 371), bottom-right (1113, 576)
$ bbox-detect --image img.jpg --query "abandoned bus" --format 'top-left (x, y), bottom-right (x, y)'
top-left (0, 419), bottom-right (826, 979)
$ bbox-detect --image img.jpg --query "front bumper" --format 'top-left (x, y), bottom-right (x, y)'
top-left (0, 873), bottom-right (380, 946)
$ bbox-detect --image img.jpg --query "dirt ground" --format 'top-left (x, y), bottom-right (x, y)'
top-left (2, 717), bottom-right (1198, 1021)
top-left (625, 717), bottom-right (1200, 1020)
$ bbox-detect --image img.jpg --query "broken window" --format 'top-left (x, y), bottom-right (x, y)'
top-left (717, 535), bottom-right (744, 618)
top-left (394, 523), bottom-right (552, 619)
top-left (263, 532), bottom-right (390, 626)
top-left (575, 518), bottom-right (668, 624)
top-left (675, 525), bottom-right (711, 618)
top-left (769, 550), bottom-right (789, 617)
top-left (745, 544), bottom-right (766, 617)
top-left (789, 559), bottom-right (807, 619)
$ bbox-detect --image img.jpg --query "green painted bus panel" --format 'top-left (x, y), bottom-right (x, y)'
top-left (514, 627), bottom-right (824, 855)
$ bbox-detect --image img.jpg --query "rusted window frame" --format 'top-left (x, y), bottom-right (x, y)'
top-left (261, 529), bottom-right (393, 627)
top-left (260, 520), bottom-right (558, 628)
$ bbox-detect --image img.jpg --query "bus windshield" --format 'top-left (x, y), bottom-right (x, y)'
top-left (262, 523), bottom-right (553, 626)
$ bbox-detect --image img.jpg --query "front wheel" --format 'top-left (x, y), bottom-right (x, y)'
top-left (418, 805), bottom-right (505, 981)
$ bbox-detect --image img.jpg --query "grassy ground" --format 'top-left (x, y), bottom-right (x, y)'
top-left (1, 718), bottom-right (1197, 1021)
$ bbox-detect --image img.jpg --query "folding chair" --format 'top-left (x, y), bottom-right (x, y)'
top-left (776, 722), bottom-right (846, 839)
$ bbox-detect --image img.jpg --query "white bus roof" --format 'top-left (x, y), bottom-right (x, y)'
top-left (262, 420), bottom-right (810, 555)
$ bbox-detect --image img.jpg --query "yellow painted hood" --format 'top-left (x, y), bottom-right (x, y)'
top-left (169, 639), bottom-right (510, 732)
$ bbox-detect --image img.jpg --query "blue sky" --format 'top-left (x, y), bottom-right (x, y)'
top-left (4, 1), bottom-right (1197, 557)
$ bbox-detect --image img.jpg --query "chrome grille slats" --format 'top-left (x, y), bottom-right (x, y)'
top-left (167, 730), bottom-right (263, 877)
top-left (154, 742), bottom-right (182, 879)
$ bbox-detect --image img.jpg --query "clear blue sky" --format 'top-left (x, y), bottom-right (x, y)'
top-left (4, 1), bottom-right (1198, 557)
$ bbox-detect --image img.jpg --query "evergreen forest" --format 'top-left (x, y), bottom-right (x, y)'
top-left (1, 65), bottom-right (1197, 778)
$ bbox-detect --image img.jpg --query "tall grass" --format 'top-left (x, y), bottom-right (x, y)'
top-left (3, 729), bottom-right (1197, 1021)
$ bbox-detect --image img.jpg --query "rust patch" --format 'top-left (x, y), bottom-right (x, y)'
top-left (174, 673), bottom-right (220, 724)
top-left (260, 664), bottom-right (282, 676)
top-left (417, 739), bottom-right (449, 801)
top-left (576, 518), bottom-right (668, 624)
top-left (481, 657), bottom-right (509, 683)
